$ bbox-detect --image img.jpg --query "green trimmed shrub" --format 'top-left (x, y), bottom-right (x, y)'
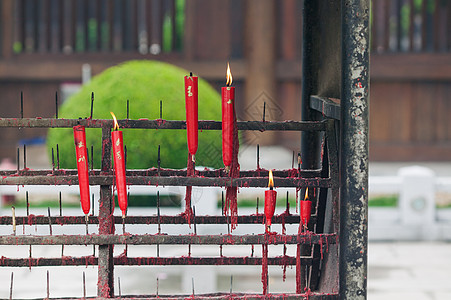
top-left (47, 60), bottom-right (222, 169)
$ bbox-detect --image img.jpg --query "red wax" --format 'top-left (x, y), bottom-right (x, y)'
top-left (264, 189), bottom-right (277, 229)
top-left (112, 130), bottom-right (127, 217)
top-left (221, 86), bottom-right (235, 167)
top-left (184, 75), bottom-right (198, 156)
top-left (301, 200), bottom-right (312, 227)
top-left (73, 125), bottom-right (90, 215)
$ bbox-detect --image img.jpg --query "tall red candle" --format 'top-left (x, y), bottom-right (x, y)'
top-left (222, 63), bottom-right (235, 168)
top-left (264, 170), bottom-right (277, 232)
top-left (73, 125), bottom-right (90, 216)
top-left (301, 188), bottom-right (312, 229)
top-left (184, 73), bottom-right (198, 157)
top-left (111, 112), bottom-right (127, 218)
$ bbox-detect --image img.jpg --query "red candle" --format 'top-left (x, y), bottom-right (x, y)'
top-left (222, 63), bottom-right (235, 168)
top-left (301, 188), bottom-right (312, 229)
top-left (264, 170), bottom-right (277, 232)
top-left (184, 73), bottom-right (198, 157)
top-left (111, 112), bottom-right (127, 218)
top-left (73, 125), bottom-right (90, 217)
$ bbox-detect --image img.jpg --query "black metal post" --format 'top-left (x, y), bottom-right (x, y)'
top-left (98, 126), bottom-right (114, 298)
top-left (340, 0), bottom-right (370, 299)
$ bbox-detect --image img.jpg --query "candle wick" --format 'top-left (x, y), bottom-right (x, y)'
top-left (189, 72), bottom-right (193, 77)
top-left (270, 187), bottom-right (273, 191)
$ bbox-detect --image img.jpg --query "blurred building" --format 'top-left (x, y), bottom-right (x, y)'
top-left (0, 0), bottom-right (449, 163)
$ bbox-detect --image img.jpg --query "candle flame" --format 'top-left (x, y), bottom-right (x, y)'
top-left (304, 187), bottom-right (309, 201)
top-left (110, 112), bottom-right (119, 130)
top-left (268, 170), bottom-right (274, 188)
top-left (226, 62), bottom-right (233, 86)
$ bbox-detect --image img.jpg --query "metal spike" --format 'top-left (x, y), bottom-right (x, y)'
top-left (51, 148), bottom-right (55, 171)
top-left (220, 244), bottom-right (223, 257)
top-left (257, 144), bottom-right (260, 169)
top-left (61, 244), bottom-right (64, 257)
top-left (90, 145), bottom-right (94, 170)
top-left (286, 191), bottom-right (290, 213)
top-left (16, 148), bottom-right (19, 172)
top-left (90, 92), bottom-right (94, 119)
top-left (56, 144), bottom-right (60, 169)
top-left (157, 191), bottom-right (161, 234)
top-left (156, 277), bottom-right (159, 297)
top-left (256, 197), bottom-right (259, 215)
top-left (82, 272), bottom-right (86, 299)
top-left (47, 207), bottom-right (52, 235)
top-left (160, 100), bottom-right (163, 119)
top-left (192, 278), bottom-right (195, 296)
top-left (20, 91), bottom-right (23, 118)
top-left (11, 206), bottom-right (16, 236)
top-left (46, 270), bottom-right (50, 299)
top-left (124, 145), bottom-right (127, 170)
top-left (118, 277), bottom-right (121, 297)
top-left (251, 244), bottom-right (254, 257)
top-left (55, 91), bottom-right (58, 119)
top-left (126, 99), bottom-right (129, 119)
top-left (227, 215), bottom-right (230, 235)
top-left (157, 145), bottom-right (161, 175)
top-left (85, 215), bottom-right (89, 235)
top-left (193, 206), bottom-right (197, 235)
top-left (230, 275), bottom-right (233, 293)
top-left (26, 191), bottom-right (29, 216)
top-left (9, 272), bottom-right (13, 300)
top-left (59, 192), bottom-right (62, 216)
top-left (23, 145), bottom-right (26, 170)
top-left (221, 191), bottom-right (224, 216)
top-left (91, 193), bottom-right (95, 216)
top-left (292, 151), bottom-right (295, 168)
top-left (263, 102), bottom-right (266, 122)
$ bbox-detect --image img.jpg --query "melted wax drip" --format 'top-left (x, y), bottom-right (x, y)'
top-left (225, 108), bottom-right (240, 230)
top-left (182, 153), bottom-right (194, 226)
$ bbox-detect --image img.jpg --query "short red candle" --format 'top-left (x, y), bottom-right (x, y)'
top-left (264, 170), bottom-right (277, 231)
top-left (301, 188), bottom-right (312, 228)
top-left (73, 125), bottom-right (90, 216)
top-left (184, 73), bottom-right (198, 156)
top-left (222, 63), bottom-right (235, 168)
top-left (111, 113), bottom-right (127, 217)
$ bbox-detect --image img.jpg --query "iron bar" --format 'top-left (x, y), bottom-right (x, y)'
top-left (0, 214), bottom-right (315, 225)
top-left (0, 168), bottom-right (322, 179)
top-left (0, 118), bottom-right (327, 131)
top-left (0, 233), bottom-right (337, 246)
top-left (310, 95), bottom-right (341, 120)
top-left (340, 0), bottom-right (370, 299)
top-left (0, 175), bottom-right (333, 188)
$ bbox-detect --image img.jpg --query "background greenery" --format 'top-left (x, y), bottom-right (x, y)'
top-left (47, 60), bottom-right (223, 169)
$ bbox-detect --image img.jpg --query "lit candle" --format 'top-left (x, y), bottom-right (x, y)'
top-left (301, 187), bottom-right (312, 229)
top-left (110, 112), bottom-right (127, 218)
top-left (264, 170), bottom-right (277, 232)
top-left (221, 63), bottom-right (235, 168)
top-left (73, 125), bottom-right (90, 219)
top-left (184, 72), bottom-right (198, 158)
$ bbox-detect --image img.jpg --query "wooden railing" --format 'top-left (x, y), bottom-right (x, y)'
top-left (2, 0), bottom-right (184, 56)
top-left (371, 0), bottom-right (450, 53)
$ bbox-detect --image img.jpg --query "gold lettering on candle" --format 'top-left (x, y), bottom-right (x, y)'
top-left (187, 86), bottom-right (193, 97)
top-left (116, 139), bottom-right (120, 147)
top-left (78, 156), bottom-right (85, 163)
top-left (78, 141), bottom-right (84, 148)
top-left (116, 151), bottom-right (122, 160)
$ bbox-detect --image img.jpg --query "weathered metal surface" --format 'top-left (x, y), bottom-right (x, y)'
top-left (0, 256), bottom-right (315, 267)
top-left (0, 168), bottom-right (322, 178)
top-left (0, 233), bottom-right (337, 245)
top-left (310, 96), bottom-right (341, 121)
top-left (0, 118), bottom-right (326, 131)
top-left (0, 174), bottom-right (333, 188)
top-left (98, 127), bottom-right (115, 298)
top-left (0, 214), bottom-right (316, 225)
top-left (340, 0), bottom-right (370, 299)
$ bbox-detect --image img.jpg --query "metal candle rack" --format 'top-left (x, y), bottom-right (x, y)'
top-left (0, 110), bottom-right (339, 299)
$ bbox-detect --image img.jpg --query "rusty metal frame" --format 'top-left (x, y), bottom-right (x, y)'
top-left (0, 116), bottom-right (339, 299)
